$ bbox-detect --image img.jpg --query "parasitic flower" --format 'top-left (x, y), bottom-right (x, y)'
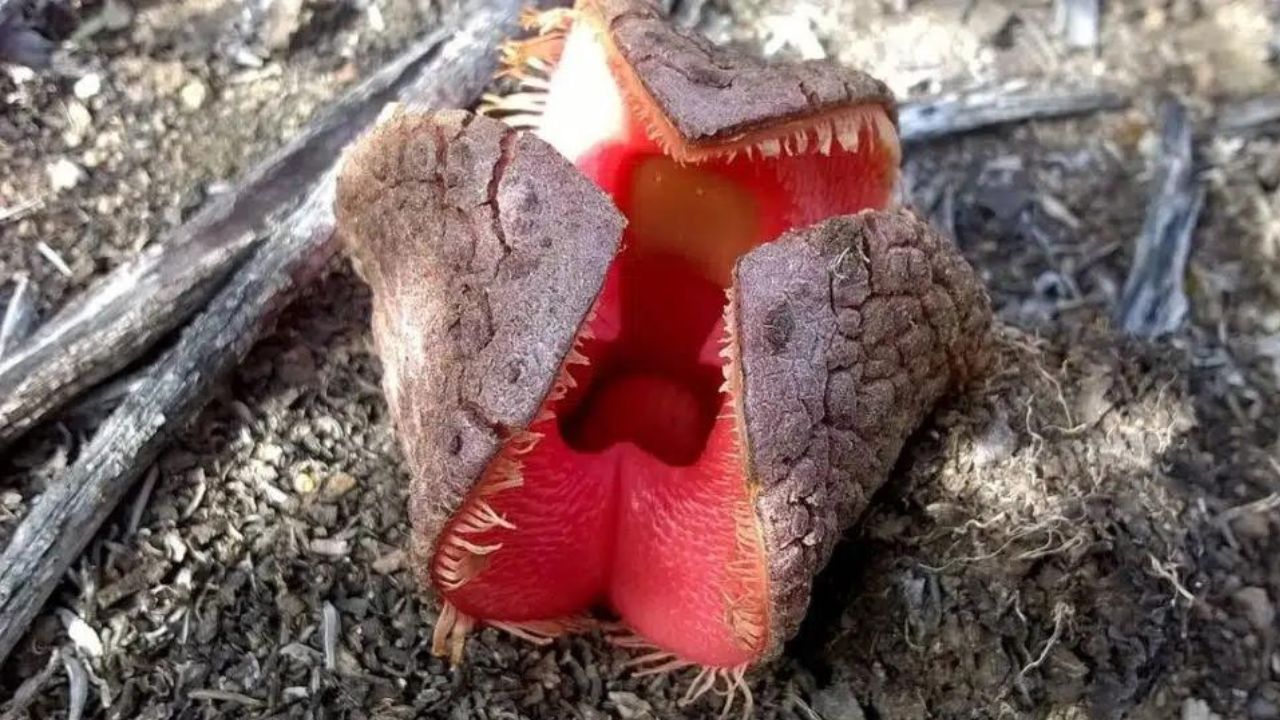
top-left (336, 0), bottom-right (991, 709)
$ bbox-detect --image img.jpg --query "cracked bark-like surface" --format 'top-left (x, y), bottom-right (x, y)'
top-left (733, 210), bottom-right (991, 646)
top-left (584, 0), bottom-right (895, 146)
top-left (335, 110), bottom-right (625, 576)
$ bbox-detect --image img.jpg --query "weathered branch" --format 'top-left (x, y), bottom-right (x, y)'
top-left (0, 0), bottom-right (54, 68)
top-left (1115, 98), bottom-right (1203, 338)
top-left (0, 0), bottom-right (522, 668)
top-left (1215, 95), bottom-right (1280, 136)
top-left (899, 85), bottom-right (1127, 144)
top-left (0, 23), bottom-right (458, 449)
top-left (0, 274), bottom-right (36, 361)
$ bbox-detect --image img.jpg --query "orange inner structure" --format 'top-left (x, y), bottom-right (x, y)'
top-left (431, 14), bottom-right (899, 671)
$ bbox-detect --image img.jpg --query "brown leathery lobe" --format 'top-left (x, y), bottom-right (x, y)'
top-left (730, 209), bottom-right (992, 651)
top-left (334, 110), bottom-right (625, 587)
top-left (579, 0), bottom-right (896, 149)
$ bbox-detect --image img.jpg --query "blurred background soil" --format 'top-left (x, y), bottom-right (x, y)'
top-left (2, 0), bottom-right (1280, 718)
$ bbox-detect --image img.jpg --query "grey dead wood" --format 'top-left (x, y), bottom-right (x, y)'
top-left (0, 23), bottom-right (461, 450)
top-left (0, 0), bottom-right (523, 669)
top-left (1116, 98), bottom-right (1204, 338)
top-left (1216, 95), bottom-right (1280, 136)
top-left (899, 85), bottom-right (1127, 144)
top-left (0, 274), bottom-right (37, 361)
top-left (0, 0), bottom-right (55, 67)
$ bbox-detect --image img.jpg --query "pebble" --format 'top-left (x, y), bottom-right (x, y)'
top-left (180, 79), bottom-right (208, 111)
top-left (47, 157), bottom-right (86, 192)
top-left (972, 411), bottom-right (1016, 467)
top-left (292, 471), bottom-right (317, 494)
top-left (607, 692), bottom-right (653, 720)
top-left (812, 680), bottom-right (867, 720)
top-left (56, 609), bottom-right (104, 658)
top-left (64, 100), bottom-right (93, 145)
top-left (1182, 698), bottom-right (1222, 720)
top-left (322, 472), bottom-right (358, 501)
top-left (1250, 696), bottom-right (1280, 720)
top-left (254, 442), bottom-right (285, 465)
top-left (73, 73), bottom-right (102, 100)
top-left (1233, 587), bottom-right (1275, 637)
top-left (371, 549), bottom-right (405, 575)
top-left (1232, 511), bottom-right (1272, 541)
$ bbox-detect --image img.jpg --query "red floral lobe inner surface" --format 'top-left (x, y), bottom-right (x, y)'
top-left (432, 17), bottom-right (899, 668)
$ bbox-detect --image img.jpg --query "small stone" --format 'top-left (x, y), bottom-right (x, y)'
top-left (1250, 696), bottom-right (1280, 720)
top-left (812, 679), bottom-right (867, 720)
top-left (372, 549), bottom-right (406, 575)
top-left (972, 411), bottom-right (1016, 467)
top-left (292, 471), bottom-right (317, 495)
top-left (607, 692), bottom-right (653, 720)
top-left (1182, 698), bottom-right (1221, 720)
top-left (151, 61), bottom-right (186, 95)
top-left (1232, 511), bottom-right (1272, 541)
top-left (163, 531), bottom-right (187, 563)
top-left (1233, 587), bottom-right (1275, 637)
top-left (65, 100), bottom-right (92, 139)
top-left (261, 0), bottom-right (305, 52)
top-left (56, 609), bottom-right (104, 658)
top-left (254, 443), bottom-right (285, 465)
top-left (101, 0), bottom-right (134, 31)
top-left (277, 592), bottom-right (307, 618)
top-left (310, 537), bottom-right (350, 557)
top-left (47, 157), bottom-right (86, 192)
top-left (322, 472), bottom-right (357, 501)
top-left (73, 73), bottom-right (102, 100)
top-left (242, 459), bottom-right (278, 484)
top-left (180, 79), bottom-right (208, 110)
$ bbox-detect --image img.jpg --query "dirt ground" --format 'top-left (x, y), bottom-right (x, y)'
top-left (2, 0), bottom-right (1280, 718)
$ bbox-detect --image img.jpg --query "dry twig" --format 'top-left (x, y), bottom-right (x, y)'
top-left (1116, 98), bottom-right (1204, 338)
top-left (900, 83), bottom-right (1127, 144)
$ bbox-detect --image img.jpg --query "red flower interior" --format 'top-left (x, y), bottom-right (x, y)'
top-left (431, 17), bottom-right (900, 669)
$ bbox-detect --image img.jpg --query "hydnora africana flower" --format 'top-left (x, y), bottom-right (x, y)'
top-left (335, 0), bottom-right (992, 711)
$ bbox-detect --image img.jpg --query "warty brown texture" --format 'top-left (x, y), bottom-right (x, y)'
top-left (585, 0), bottom-right (896, 145)
top-left (730, 209), bottom-right (992, 650)
top-left (335, 110), bottom-right (626, 583)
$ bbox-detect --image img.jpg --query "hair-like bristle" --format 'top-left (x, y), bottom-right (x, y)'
top-left (430, 444), bottom-right (528, 593)
top-left (718, 288), bottom-right (770, 657)
top-left (480, 11), bottom-right (568, 131)
top-left (430, 601), bottom-right (476, 663)
top-left (520, 6), bottom-right (575, 33)
top-left (680, 664), bottom-right (755, 720)
top-left (567, 3), bottom-right (896, 167)
top-left (607, 623), bottom-right (756, 717)
top-left (431, 289), bottom-right (602, 619)
top-left (534, 299), bottom-right (597, 423)
top-left (490, 616), bottom-right (596, 645)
